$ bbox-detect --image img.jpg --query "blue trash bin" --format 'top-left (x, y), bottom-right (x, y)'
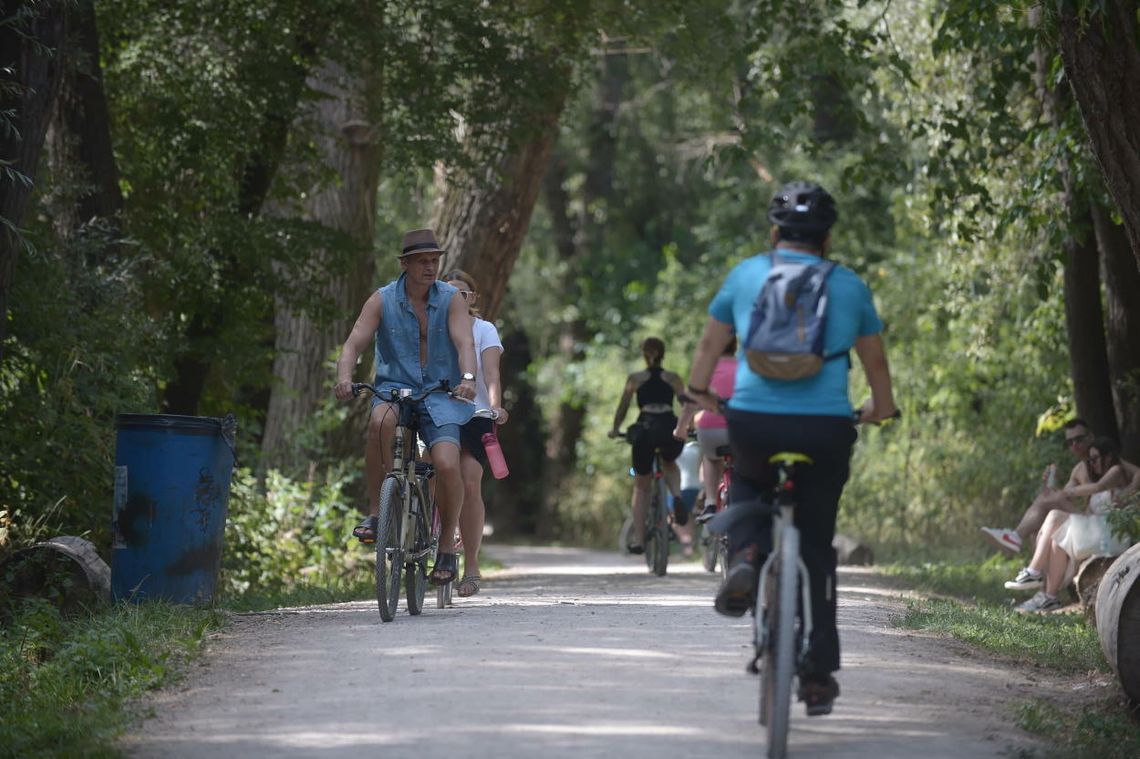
top-left (111, 413), bottom-right (236, 604)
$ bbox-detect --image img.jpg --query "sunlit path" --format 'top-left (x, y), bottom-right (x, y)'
top-left (121, 546), bottom-right (1046, 758)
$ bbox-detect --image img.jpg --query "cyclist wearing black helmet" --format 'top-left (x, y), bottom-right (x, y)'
top-left (684, 180), bottom-right (897, 715)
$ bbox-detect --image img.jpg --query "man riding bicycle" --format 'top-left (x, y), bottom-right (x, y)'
top-left (333, 228), bottom-right (477, 586)
top-left (685, 181), bottom-right (897, 714)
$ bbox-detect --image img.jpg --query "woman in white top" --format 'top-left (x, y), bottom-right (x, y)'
top-left (1007, 436), bottom-right (1137, 613)
top-left (444, 269), bottom-right (509, 597)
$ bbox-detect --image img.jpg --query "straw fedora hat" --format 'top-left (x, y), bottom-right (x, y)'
top-left (399, 228), bottom-right (445, 258)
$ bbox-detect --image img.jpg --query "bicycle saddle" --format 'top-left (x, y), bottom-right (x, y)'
top-left (768, 451), bottom-right (814, 468)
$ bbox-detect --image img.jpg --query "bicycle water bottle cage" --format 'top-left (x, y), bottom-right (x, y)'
top-left (414, 461), bottom-right (435, 479)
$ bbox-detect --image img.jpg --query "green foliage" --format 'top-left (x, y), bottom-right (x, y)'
top-left (221, 467), bottom-right (368, 598)
top-left (1106, 492), bottom-right (1140, 546)
top-left (0, 230), bottom-right (157, 548)
top-left (0, 599), bottom-right (220, 758)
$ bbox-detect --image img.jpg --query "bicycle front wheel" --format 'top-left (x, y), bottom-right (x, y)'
top-left (375, 476), bottom-right (404, 622)
top-left (761, 528), bottom-right (800, 759)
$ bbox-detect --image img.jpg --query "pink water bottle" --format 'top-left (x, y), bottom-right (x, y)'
top-left (482, 429), bottom-right (509, 479)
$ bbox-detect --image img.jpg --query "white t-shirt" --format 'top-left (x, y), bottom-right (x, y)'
top-left (472, 317), bottom-right (504, 410)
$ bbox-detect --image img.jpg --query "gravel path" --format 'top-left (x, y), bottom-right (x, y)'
top-left (120, 545), bottom-right (1056, 758)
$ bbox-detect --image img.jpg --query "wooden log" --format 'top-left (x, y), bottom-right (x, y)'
top-left (1075, 554), bottom-right (1118, 622)
top-left (1094, 542), bottom-right (1140, 705)
top-left (0, 536), bottom-right (110, 620)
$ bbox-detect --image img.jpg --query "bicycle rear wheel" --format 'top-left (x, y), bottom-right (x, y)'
top-left (430, 493), bottom-right (453, 608)
top-left (701, 524), bottom-right (718, 573)
top-left (761, 528), bottom-right (799, 758)
top-left (405, 490), bottom-right (427, 615)
top-left (375, 476), bottom-right (404, 622)
top-left (647, 478), bottom-right (669, 577)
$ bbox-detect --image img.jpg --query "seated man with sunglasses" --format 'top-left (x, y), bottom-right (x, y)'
top-left (981, 418), bottom-right (1111, 556)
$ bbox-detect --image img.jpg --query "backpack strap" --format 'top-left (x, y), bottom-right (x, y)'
top-left (816, 259), bottom-right (847, 366)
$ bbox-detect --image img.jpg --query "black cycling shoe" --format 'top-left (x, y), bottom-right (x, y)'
top-left (798, 675), bottom-right (839, 716)
top-left (714, 562), bottom-right (756, 617)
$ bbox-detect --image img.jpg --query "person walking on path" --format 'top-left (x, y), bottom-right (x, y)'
top-left (333, 229), bottom-right (476, 586)
top-left (443, 269), bottom-right (509, 598)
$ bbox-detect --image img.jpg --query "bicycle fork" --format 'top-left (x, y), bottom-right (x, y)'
top-left (748, 506), bottom-right (815, 675)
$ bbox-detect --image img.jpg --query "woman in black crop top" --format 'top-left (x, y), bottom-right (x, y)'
top-left (608, 337), bottom-right (687, 554)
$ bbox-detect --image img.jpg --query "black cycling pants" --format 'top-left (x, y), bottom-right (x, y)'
top-left (725, 409), bottom-right (857, 676)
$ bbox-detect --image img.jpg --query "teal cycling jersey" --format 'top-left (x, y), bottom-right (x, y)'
top-left (707, 247), bottom-right (883, 417)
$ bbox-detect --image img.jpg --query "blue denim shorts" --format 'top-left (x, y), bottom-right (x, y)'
top-left (371, 396), bottom-right (460, 450)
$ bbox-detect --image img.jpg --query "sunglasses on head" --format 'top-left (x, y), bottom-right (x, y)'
top-left (457, 289), bottom-right (476, 301)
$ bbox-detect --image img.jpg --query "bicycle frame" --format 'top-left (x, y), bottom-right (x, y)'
top-left (752, 483), bottom-right (814, 656)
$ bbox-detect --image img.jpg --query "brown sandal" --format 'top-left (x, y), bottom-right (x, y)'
top-left (456, 574), bottom-right (482, 597)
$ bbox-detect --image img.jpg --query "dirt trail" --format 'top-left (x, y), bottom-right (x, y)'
top-left (120, 545), bottom-right (1062, 758)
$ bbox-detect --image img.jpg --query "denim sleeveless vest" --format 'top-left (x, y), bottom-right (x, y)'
top-left (373, 274), bottom-right (474, 427)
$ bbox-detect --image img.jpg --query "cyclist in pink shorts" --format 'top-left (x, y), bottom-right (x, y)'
top-left (676, 338), bottom-right (737, 515)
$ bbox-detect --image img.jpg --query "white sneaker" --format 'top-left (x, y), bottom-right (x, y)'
top-left (981, 527), bottom-right (1022, 555)
top-left (1017, 591), bottom-right (1062, 614)
top-left (1004, 567), bottom-right (1043, 590)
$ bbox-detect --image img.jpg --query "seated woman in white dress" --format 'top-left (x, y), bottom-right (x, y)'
top-left (1004, 437), bottom-right (1138, 613)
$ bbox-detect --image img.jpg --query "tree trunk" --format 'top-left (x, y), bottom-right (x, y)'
top-left (1032, 15), bottom-right (1117, 438)
top-left (433, 76), bottom-right (568, 321)
top-left (1063, 209), bottom-right (1118, 440)
top-left (486, 323), bottom-right (544, 537)
top-left (162, 27), bottom-right (324, 418)
top-left (1093, 200), bottom-right (1140, 461)
top-left (260, 60), bottom-right (381, 470)
top-left (1058, 0), bottom-right (1140, 271)
top-left (0, 0), bottom-right (68, 358)
top-left (537, 50), bottom-right (628, 538)
top-left (45, 0), bottom-right (121, 249)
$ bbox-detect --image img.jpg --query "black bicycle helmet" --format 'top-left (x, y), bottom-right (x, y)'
top-left (766, 181), bottom-right (838, 233)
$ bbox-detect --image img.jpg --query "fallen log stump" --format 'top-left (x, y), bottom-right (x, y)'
top-left (0, 536), bottom-right (110, 621)
top-left (1075, 554), bottom-right (1117, 622)
top-left (1094, 542), bottom-right (1140, 705)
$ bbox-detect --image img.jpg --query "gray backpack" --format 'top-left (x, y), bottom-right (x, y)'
top-left (743, 252), bottom-right (843, 380)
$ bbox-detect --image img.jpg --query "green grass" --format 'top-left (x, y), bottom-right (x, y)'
top-left (220, 576), bottom-right (374, 613)
top-left (0, 599), bottom-right (221, 759)
top-left (880, 557), bottom-right (1140, 757)
top-left (1015, 698), bottom-right (1140, 759)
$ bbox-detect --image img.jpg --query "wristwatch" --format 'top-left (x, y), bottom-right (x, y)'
top-left (461, 372), bottom-right (476, 382)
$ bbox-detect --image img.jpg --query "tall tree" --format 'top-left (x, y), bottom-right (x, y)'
top-left (0, 0), bottom-right (68, 357)
top-left (433, 75), bottom-right (569, 321)
top-left (538, 47), bottom-right (629, 537)
top-left (1056, 1), bottom-right (1140, 270)
top-left (1093, 200), bottom-right (1140, 460)
top-left (1032, 11), bottom-right (1117, 439)
top-left (45, 0), bottom-right (121, 249)
top-left (260, 61), bottom-right (381, 468)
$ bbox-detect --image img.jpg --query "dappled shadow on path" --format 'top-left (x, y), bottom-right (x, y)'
top-left (122, 546), bottom-right (1040, 758)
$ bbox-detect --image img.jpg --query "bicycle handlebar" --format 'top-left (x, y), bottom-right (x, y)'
top-left (351, 380), bottom-right (453, 404)
top-left (852, 408), bottom-right (902, 426)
